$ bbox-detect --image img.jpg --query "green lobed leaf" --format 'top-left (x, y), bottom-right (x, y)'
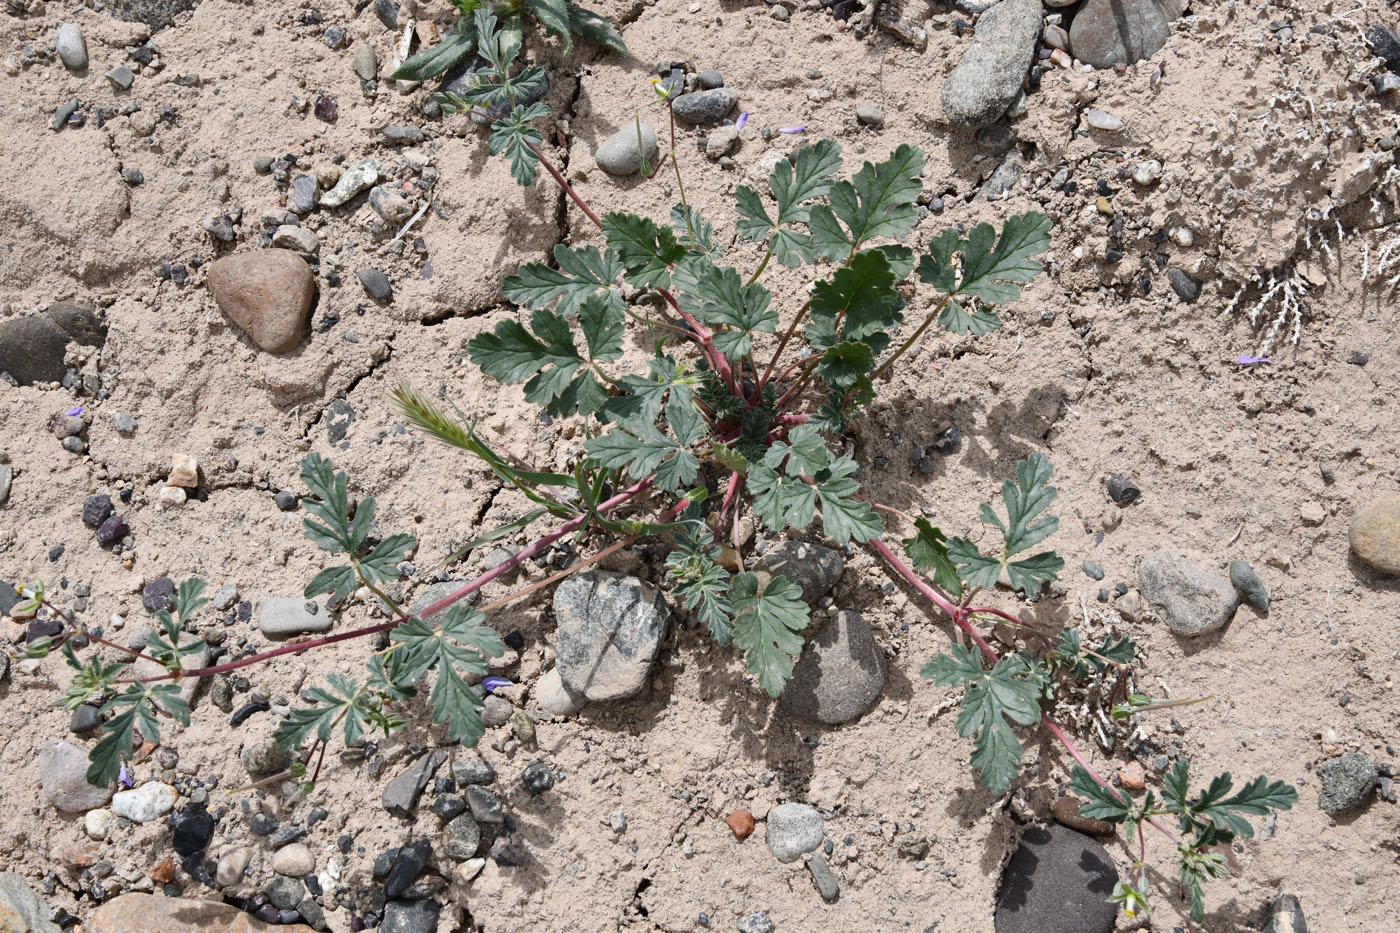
top-left (808, 143), bottom-right (925, 259)
top-left (587, 424), bottom-right (699, 492)
top-left (748, 464), bottom-right (817, 535)
top-left (805, 248), bottom-right (903, 354)
top-left (664, 523), bottom-right (735, 644)
top-left (524, 0), bottom-right (572, 50)
top-left (762, 423), bottom-right (830, 477)
top-left (937, 297), bottom-right (1001, 336)
top-left (276, 674), bottom-right (368, 749)
top-left (735, 140), bottom-right (844, 267)
top-left (730, 572), bottom-right (809, 696)
top-left (687, 265), bottom-right (777, 362)
top-left (1068, 765), bottom-right (1132, 822)
top-left (502, 244), bottom-right (623, 315)
top-left (300, 453), bottom-right (355, 554)
top-left (923, 645), bottom-right (1044, 794)
top-left (602, 211), bottom-right (687, 289)
top-left (902, 518), bottom-right (964, 596)
top-left (578, 291), bottom-right (625, 362)
top-left (811, 457), bottom-right (882, 544)
top-left (488, 101), bottom-right (549, 186)
top-left (390, 605), bottom-right (504, 746)
top-left (918, 211), bottom-right (1051, 306)
top-left (946, 453), bottom-right (1062, 595)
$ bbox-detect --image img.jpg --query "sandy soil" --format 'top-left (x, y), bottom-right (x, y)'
top-left (1, 0), bottom-right (1398, 930)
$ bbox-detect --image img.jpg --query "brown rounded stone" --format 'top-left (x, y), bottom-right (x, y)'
top-left (207, 249), bottom-right (315, 353)
top-left (726, 809), bottom-right (755, 839)
top-left (1050, 795), bottom-right (1116, 838)
top-left (1349, 493), bottom-right (1400, 576)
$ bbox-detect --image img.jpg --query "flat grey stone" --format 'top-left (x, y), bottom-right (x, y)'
top-left (105, 66), bottom-right (135, 90)
top-left (753, 540), bottom-right (844, 604)
top-left (1168, 266), bottom-right (1202, 302)
top-left (1069, 0), bottom-right (1180, 69)
top-left (780, 610), bottom-right (885, 724)
top-left (451, 756), bottom-right (496, 786)
top-left (1317, 753), bottom-right (1376, 816)
top-left (465, 785), bottom-right (504, 824)
top-left (671, 88), bottom-right (739, 124)
top-left (55, 23), bottom-right (87, 70)
top-left (595, 123), bottom-right (659, 176)
top-left (258, 598), bottom-right (331, 637)
top-left (381, 898), bottom-right (438, 933)
top-left (1137, 549), bottom-right (1239, 636)
top-left (0, 872), bottom-right (60, 933)
top-left (553, 571), bottom-right (668, 701)
top-left (766, 802), bottom-right (822, 863)
top-left (807, 851), bottom-right (839, 902)
top-left (39, 739), bottom-right (112, 812)
top-left (382, 749), bottom-right (446, 818)
top-left (941, 0), bottom-right (1040, 129)
top-left (994, 824), bottom-right (1118, 933)
top-left (352, 43), bottom-right (378, 81)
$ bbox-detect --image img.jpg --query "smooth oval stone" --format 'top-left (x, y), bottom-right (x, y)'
top-left (595, 122), bottom-right (659, 176)
top-left (207, 250), bottom-right (315, 353)
top-left (940, 0), bottom-right (1040, 129)
top-left (1350, 493), bottom-right (1400, 575)
top-left (671, 88), bottom-right (739, 125)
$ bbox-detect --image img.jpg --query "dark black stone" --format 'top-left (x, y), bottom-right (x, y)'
top-left (141, 576), bottom-right (175, 611)
top-left (431, 794), bottom-right (467, 820)
top-left (70, 705), bottom-right (101, 733)
top-left (932, 426), bottom-right (961, 455)
top-left (96, 514), bottom-right (129, 546)
top-left (247, 812), bottom-right (278, 836)
top-left (383, 839), bottom-right (431, 899)
top-left (1104, 247), bottom-right (1123, 264)
top-left (1167, 266), bottom-right (1202, 303)
top-left (267, 875), bottom-right (304, 911)
top-left (993, 824), bottom-right (1118, 933)
top-left (229, 696), bottom-right (270, 727)
top-left (1367, 25), bottom-right (1400, 72)
top-left (171, 804), bottom-right (215, 857)
top-left (0, 302), bottom-right (106, 387)
top-left (1106, 474), bottom-right (1140, 506)
top-left (27, 618), bottom-right (62, 643)
top-left (1347, 352), bottom-right (1370, 366)
top-left (374, 0), bottom-right (399, 30)
top-left (503, 630), bottom-right (525, 651)
top-left (490, 836), bottom-right (527, 867)
top-left (0, 584), bottom-right (17, 618)
top-left (82, 494), bottom-right (113, 528)
top-left (521, 761), bottom-right (554, 795)
top-left (107, 0), bottom-right (200, 31)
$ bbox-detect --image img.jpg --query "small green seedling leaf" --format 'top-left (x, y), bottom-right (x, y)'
top-left (902, 518), bottom-right (964, 596)
top-left (488, 101), bottom-right (549, 186)
top-left (1068, 765), bottom-right (1132, 822)
top-left (946, 453), bottom-right (1063, 594)
top-left (665, 523), bottom-right (734, 644)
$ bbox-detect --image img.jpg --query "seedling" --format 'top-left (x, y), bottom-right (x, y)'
top-left (22, 13), bottom-right (1295, 922)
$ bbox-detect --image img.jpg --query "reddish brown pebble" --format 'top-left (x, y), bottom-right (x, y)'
top-left (1118, 760), bottom-right (1146, 790)
top-left (148, 855), bottom-right (175, 884)
top-left (726, 810), bottom-right (755, 839)
top-left (1051, 795), bottom-right (1116, 837)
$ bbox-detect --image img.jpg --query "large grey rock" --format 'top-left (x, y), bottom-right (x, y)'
top-left (994, 825), bottom-right (1118, 933)
top-left (1317, 753), bottom-right (1377, 816)
top-left (553, 571), bottom-right (668, 701)
top-left (0, 302), bottom-right (106, 386)
top-left (0, 872), bottom-right (60, 933)
top-left (1137, 549), bottom-right (1239, 636)
top-left (595, 123), bottom-right (659, 176)
top-left (1068, 0), bottom-right (1180, 69)
top-left (780, 610), bottom-right (885, 724)
top-left (671, 88), bottom-right (739, 125)
top-left (753, 540), bottom-right (845, 604)
top-left (258, 598), bottom-right (331, 637)
top-left (38, 739), bottom-right (112, 812)
top-left (383, 749), bottom-right (447, 818)
top-left (1349, 493), bottom-right (1400, 575)
top-left (940, 0), bottom-right (1041, 129)
top-left (766, 802), bottom-right (823, 863)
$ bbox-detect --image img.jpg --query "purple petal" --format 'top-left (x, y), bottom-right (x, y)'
top-left (65, 405), bottom-right (82, 417)
top-left (481, 676), bottom-right (513, 693)
top-left (735, 111), bottom-right (748, 130)
top-left (779, 126), bottom-right (806, 134)
top-left (118, 763), bottom-right (134, 788)
top-left (1237, 355), bottom-right (1270, 365)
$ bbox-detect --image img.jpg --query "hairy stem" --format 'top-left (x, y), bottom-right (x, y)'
top-left (759, 303), bottom-right (812, 389)
top-left (866, 296), bottom-right (951, 386)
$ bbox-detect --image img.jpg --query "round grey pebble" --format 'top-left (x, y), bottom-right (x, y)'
top-left (697, 68), bottom-right (724, 89)
top-left (1081, 562), bottom-right (1105, 581)
top-left (595, 123), bottom-right (658, 176)
top-left (671, 87), bottom-right (739, 125)
top-left (767, 802), bottom-right (823, 862)
top-left (1317, 753), bottom-right (1377, 816)
top-left (358, 268), bottom-right (392, 300)
top-left (273, 490), bottom-right (298, 512)
top-left (856, 101), bottom-right (885, 126)
top-left (736, 912), bottom-right (774, 933)
top-left (1106, 474), bottom-right (1140, 505)
top-left (521, 761), bottom-right (555, 795)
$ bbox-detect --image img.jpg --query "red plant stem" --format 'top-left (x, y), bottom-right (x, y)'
top-left (868, 536), bottom-right (1183, 845)
top-left (965, 604), bottom-right (1055, 649)
top-left (43, 598), bottom-right (160, 664)
top-left (119, 478), bottom-right (657, 684)
top-left (526, 140), bottom-right (601, 229)
top-left (716, 472), bottom-right (741, 530)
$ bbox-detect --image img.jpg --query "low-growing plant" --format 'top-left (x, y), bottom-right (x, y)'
top-left (389, 0), bottom-right (624, 84)
top-left (20, 14), bottom-right (1295, 922)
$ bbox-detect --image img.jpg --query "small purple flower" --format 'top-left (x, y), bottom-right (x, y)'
top-left (735, 111), bottom-right (748, 130)
top-left (1237, 355), bottom-right (1270, 366)
top-left (779, 126), bottom-right (806, 134)
top-left (481, 676), bottom-right (513, 694)
top-left (65, 406), bottom-right (82, 417)
top-left (118, 763), bottom-right (134, 789)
